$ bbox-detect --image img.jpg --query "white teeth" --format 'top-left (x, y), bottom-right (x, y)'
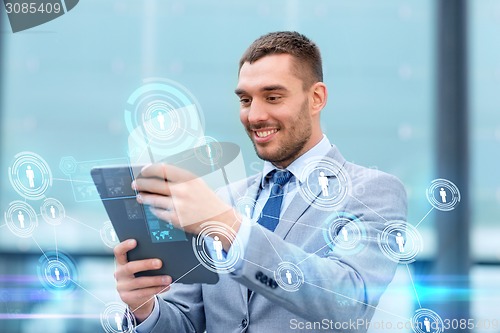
top-left (255, 129), bottom-right (277, 138)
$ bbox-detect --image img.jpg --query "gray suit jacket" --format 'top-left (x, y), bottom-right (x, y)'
top-left (149, 145), bottom-right (407, 333)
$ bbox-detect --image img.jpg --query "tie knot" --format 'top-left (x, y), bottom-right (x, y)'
top-left (272, 169), bottom-right (292, 186)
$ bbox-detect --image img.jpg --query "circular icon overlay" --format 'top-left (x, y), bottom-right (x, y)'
top-left (323, 212), bottom-right (366, 255)
top-left (124, 78), bottom-right (205, 149)
top-left (59, 156), bottom-right (78, 176)
top-left (143, 101), bottom-right (180, 139)
top-left (8, 151), bottom-right (53, 200)
top-left (37, 251), bottom-right (77, 293)
top-left (40, 198), bottom-right (65, 226)
top-left (234, 196), bottom-right (263, 226)
top-left (274, 262), bottom-right (304, 292)
top-left (4, 201), bottom-right (38, 238)
top-left (100, 221), bottom-right (120, 248)
top-left (100, 302), bottom-right (136, 333)
top-left (194, 136), bottom-right (223, 166)
top-left (378, 221), bottom-right (422, 264)
top-left (298, 157), bottom-right (351, 211)
top-left (412, 308), bottom-right (444, 333)
top-left (426, 178), bottom-right (460, 211)
top-left (192, 221), bottom-right (241, 274)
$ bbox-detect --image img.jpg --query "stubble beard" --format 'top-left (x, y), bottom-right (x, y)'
top-left (248, 99), bottom-right (312, 167)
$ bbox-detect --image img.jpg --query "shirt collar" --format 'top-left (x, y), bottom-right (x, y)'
top-left (261, 135), bottom-right (332, 187)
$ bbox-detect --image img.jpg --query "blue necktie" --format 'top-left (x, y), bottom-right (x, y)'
top-left (258, 170), bottom-right (293, 232)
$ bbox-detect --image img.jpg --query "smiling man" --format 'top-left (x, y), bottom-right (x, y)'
top-left (113, 31), bottom-right (407, 333)
top-left (235, 41), bottom-right (324, 169)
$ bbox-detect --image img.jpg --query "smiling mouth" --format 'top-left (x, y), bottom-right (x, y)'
top-left (254, 129), bottom-right (278, 138)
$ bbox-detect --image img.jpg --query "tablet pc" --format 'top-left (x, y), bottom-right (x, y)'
top-left (91, 164), bottom-right (219, 284)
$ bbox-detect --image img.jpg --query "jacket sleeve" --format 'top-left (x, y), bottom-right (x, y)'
top-left (148, 283), bottom-right (206, 333)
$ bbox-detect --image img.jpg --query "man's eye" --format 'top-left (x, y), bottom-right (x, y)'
top-left (240, 98), bottom-right (251, 106)
top-left (267, 96), bottom-right (281, 102)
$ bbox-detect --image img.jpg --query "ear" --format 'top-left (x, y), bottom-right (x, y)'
top-left (309, 82), bottom-right (328, 116)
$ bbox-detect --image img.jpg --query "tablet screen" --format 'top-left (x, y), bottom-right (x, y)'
top-left (96, 165), bottom-right (188, 244)
top-left (144, 207), bottom-right (187, 243)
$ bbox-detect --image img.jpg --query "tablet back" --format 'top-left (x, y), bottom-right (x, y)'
top-left (91, 165), bottom-right (219, 284)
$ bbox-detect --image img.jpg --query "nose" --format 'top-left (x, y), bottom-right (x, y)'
top-left (246, 99), bottom-right (269, 124)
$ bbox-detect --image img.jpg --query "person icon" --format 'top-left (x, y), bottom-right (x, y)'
top-left (244, 205), bottom-right (251, 219)
top-left (26, 165), bottom-right (35, 188)
top-left (213, 236), bottom-right (224, 261)
top-left (50, 205), bottom-right (56, 219)
top-left (17, 211), bottom-right (25, 229)
top-left (285, 270), bottom-right (293, 284)
top-left (439, 187), bottom-right (447, 203)
top-left (156, 111), bottom-right (166, 130)
top-left (423, 317), bottom-right (431, 332)
top-left (395, 232), bottom-right (405, 253)
top-left (318, 171), bottom-right (329, 196)
top-left (54, 267), bottom-right (61, 281)
top-left (341, 226), bottom-right (348, 241)
top-left (114, 312), bottom-right (123, 331)
top-left (110, 229), bottom-right (117, 242)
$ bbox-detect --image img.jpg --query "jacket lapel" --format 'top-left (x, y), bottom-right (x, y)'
top-left (275, 145), bottom-right (347, 239)
top-left (242, 174), bottom-right (262, 207)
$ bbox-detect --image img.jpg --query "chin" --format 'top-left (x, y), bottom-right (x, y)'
top-left (254, 147), bottom-right (274, 162)
top-left (255, 149), bottom-right (284, 165)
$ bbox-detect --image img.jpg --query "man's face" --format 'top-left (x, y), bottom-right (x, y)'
top-left (235, 54), bottom-right (314, 168)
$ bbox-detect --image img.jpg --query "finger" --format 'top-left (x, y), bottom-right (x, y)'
top-left (123, 285), bottom-right (172, 311)
top-left (118, 275), bottom-right (172, 293)
top-left (140, 163), bottom-right (196, 183)
top-left (114, 239), bottom-right (137, 266)
top-left (118, 258), bottom-right (163, 278)
top-left (149, 207), bottom-right (179, 226)
top-left (133, 177), bottom-right (171, 196)
top-left (137, 193), bottom-right (174, 210)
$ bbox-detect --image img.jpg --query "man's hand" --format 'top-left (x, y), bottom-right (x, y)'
top-left (132, 163), bottom-right (241, 250)
top-left (114, 239), bottom-right (172, 323)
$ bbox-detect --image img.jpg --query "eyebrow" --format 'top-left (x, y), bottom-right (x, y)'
top-left (234, 88), bottom-right (246, 96)
top-left (234, 85), bottom-right (288, 96)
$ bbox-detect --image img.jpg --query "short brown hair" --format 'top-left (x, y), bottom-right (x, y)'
top-left (239, 31), bottom-right (323, 89)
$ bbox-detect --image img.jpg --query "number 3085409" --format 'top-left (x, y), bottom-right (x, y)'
top-left (5, 2), bottom-right (61, 14)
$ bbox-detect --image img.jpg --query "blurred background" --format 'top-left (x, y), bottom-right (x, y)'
top-left (0, 0), bottom-right (499, 332)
